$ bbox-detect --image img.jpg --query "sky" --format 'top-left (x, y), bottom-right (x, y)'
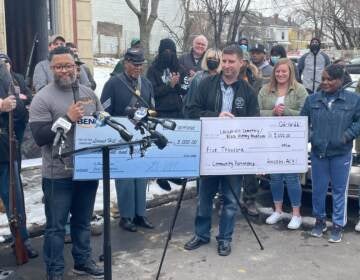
top-left (249, 0), bottom-right (304, 17)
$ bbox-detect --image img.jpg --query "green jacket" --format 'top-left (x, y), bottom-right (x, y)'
top-left (258, 83), bottom-right (308, 116)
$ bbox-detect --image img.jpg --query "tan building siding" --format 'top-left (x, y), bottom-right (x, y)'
top-left (76, 0), bottom-right (93, 68)
top-left (0, 0), bottom-right (6, 52)
top-left (55, 0), bottom-right (93, 69)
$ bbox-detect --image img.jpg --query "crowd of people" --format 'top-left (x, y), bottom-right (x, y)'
top-left (0, 32), bottom-right (359, 279)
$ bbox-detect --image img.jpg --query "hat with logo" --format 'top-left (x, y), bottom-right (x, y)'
top-left (124, 48), bottom-right (145, 65)
top-left (249, 44), bottom-right (266, 53)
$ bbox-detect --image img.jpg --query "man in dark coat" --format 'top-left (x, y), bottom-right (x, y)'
top-left (101, 48), bottom-right (155, 232)
top-left (184, 45), bottom-right (260, 256)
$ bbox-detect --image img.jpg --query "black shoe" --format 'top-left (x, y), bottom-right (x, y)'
top-left (46, 275), bottom-right (63, 280)
top-left (184, 236), bottom-right (209, 251)
top-left (119, 218), bottom-right (137, 232)
top-left (26, 245), bottom-right (39, 259)
top-left (73, 259), bottom-right (104, 279)
top-left (245, 200), bottom-right (259, 216)
top-left (134, 216), bottom-right (155, 229)
top-left (217, 240), bottom-right (231, 256)
top-left (156, 179), bottom-right (171, 191)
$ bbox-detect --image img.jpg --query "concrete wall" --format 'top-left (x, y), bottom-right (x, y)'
top-left (92, 0), bottom-right (183, 56)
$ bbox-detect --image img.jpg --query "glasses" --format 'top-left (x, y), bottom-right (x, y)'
top-left (51, 64), bottom-right (75, 71)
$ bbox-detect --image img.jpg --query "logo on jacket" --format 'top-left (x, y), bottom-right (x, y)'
top-left (234, 97), bottom-right (245, 109)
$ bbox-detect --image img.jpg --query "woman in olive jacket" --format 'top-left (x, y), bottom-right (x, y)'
top-left (258, 58), bottom-right (307, 229)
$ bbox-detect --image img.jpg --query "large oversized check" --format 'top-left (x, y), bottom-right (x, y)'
top-left (73, 117), bottom-right (201, 180)
top-left (200, 116), bottom-right (308, 175)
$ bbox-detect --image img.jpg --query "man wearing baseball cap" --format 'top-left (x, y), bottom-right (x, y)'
top-left (33, 35), bottom-right (91, 92)
top-left (250, 44), bottom-right (273, 82)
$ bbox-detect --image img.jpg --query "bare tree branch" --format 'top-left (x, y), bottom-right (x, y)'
top-left (125, 0), bottom-right (141, 17)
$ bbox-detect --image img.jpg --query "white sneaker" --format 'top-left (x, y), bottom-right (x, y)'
top-left (266, 212), bottom-right (283, 225)
top-left (355, 220), bottom-right (360, 232)
top-left (287, 216), bottom-right (302, 230)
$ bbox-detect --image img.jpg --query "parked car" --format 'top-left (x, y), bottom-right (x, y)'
top-left (350, 57), bottom-right (360, 64)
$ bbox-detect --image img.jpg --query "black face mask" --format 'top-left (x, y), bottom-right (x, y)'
top-left (207, 59), bottom-right (219, 70)
top-left (162, 52), bottom-right (173, 64)
top-left (310, 44), bottom-right (320, 54)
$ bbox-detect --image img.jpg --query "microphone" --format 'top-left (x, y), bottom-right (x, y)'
top-left (126, 106), bottom-right (176, 130)
top-left (148, 116), bottom-right (176, 130)
top-left (71, 81), bottom-right (79, 103)
top-left (93, 111), bottom-right (133, 142)
top-left (149, 130), bottom-right (168, 150)
top-left (125, 106), bottom-right (157, 120)
top-left (51, 117), bottom-right (72, 147)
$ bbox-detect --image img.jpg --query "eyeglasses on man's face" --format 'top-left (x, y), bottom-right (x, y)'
top-left (51, 64), bottom-right (76, 71)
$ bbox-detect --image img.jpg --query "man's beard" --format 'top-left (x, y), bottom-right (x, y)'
top-left (54, 74), bottom-right (76, 89)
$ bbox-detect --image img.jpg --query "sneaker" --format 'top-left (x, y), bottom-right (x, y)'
top-left (73, 259), bottom-right (104, 279)
top-left (328, 224), bottom-right (343, 243)
top-left (265, 211), bottom-right (283, 225)
top-left (287, 216), bottom-right (302, 230)
top-left (355, 220), bottom-right (360, 232)
top-left (310, 219), bottom-right (327, 237)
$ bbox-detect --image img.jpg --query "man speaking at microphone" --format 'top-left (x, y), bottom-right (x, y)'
top-left (101, 47), bottom-right (155, 232)
top-left (29, 46), bottom-right (104, 280)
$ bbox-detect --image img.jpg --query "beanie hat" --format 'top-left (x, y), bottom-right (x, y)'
top-left (158, 38), bottom-right (176, 54)
top-left (310, 37), bottom-right (321, 45)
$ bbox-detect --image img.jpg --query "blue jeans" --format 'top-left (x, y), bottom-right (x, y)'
top-left (311, 151), bottom-right (352, 227)
top-left (195, 176), bottom-right (242, 242)
top-left (115, 179), bottom-right (147, 219)
top-left (0, 162), bottom-right (29, 241)
top-left (270, 173), bottom-right (302, 207)
top-left (42, 178), bottom-right (98, 276)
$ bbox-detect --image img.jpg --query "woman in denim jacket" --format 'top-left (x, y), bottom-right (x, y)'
top-left (301, 64), bottom-right (360, 242)
top-left (258, 58), bottom-right (307, 229)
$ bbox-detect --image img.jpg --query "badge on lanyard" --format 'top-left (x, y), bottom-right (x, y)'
top-left (135, 89), bottom-right (141, 96)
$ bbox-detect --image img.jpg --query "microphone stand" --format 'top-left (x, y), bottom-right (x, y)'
top-left (155, 178), bottom-right (189, 280)
top-left (59, 136), bottom-right (162, 280)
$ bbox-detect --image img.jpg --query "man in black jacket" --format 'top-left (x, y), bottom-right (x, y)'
top-left (184, 45), bottom-right (259, 256)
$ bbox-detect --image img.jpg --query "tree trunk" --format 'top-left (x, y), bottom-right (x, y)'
top-left (125, 0), bottom-right (159, 59)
